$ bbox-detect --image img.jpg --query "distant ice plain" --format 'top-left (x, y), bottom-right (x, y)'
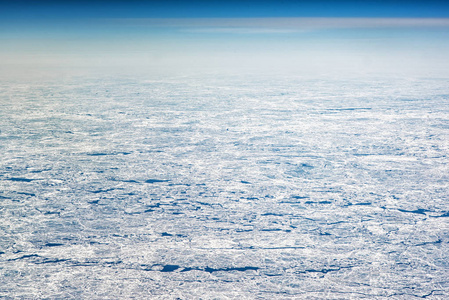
top-left (1, 73), bottom-right (449, 298)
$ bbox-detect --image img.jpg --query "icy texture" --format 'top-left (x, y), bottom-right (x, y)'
top-left (1, 74), bottom-right (449, 299)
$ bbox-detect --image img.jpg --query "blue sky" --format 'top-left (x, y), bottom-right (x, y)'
top-left (1, 1), bottom-right (449, 76)
top-left (2, 1), bottom-right (449, 19)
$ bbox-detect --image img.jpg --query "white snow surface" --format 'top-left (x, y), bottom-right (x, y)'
top-left (1, 73), bottom-right (449, 299)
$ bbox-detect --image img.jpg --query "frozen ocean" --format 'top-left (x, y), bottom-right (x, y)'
top-left (1, 73), bottom-right (449, 299)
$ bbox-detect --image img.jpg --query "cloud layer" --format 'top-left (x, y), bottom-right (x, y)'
top-left (111, 17), bottom-right (449, 33)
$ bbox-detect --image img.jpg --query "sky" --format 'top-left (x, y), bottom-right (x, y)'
top-left (2, 0), bottom-right (449, 19)
top-left (1, 0), bottom-right (449, 77)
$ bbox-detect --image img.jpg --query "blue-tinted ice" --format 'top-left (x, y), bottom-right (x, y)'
top-left (1, 74), bottom-right (448, 298)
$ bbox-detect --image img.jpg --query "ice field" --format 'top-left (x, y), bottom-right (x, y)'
top-left (1, 73), bottom-right (449, 299)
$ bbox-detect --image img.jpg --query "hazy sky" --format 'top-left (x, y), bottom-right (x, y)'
top-left (1, 0), bottom-right (449, 77)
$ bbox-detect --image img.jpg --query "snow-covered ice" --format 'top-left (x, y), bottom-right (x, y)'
top-left (1, 73), bottom-right (449, 299)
